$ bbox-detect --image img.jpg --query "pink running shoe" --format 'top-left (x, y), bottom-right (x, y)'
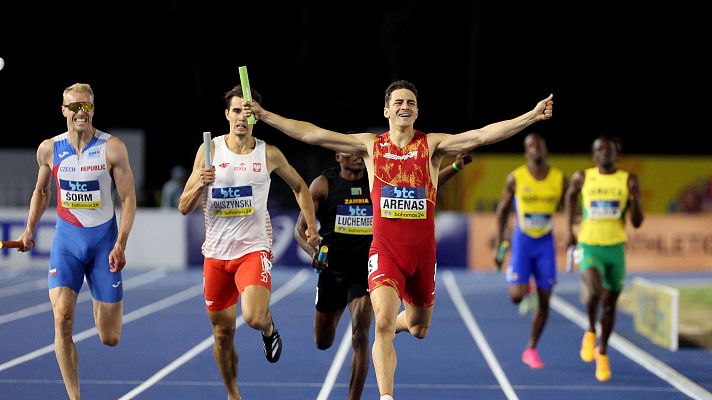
top-left (522, 348), bottom-right (545, 369)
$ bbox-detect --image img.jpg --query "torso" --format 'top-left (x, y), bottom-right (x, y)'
top-left (202, 135), bottom-right (272, 260)
top-left (52, 130), bottom-right (115, 227)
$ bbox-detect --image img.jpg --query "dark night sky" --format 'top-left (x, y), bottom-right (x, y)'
top-left (1, 2), bottom-right (708, 201)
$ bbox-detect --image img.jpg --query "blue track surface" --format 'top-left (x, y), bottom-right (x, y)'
top-left (0, 267), bottom-right (710, 399)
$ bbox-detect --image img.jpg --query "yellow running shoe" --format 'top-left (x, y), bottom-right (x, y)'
top-left (594, 347), bottom-right (611, 382)
top-left (580, 331), bottom-right (596, 362)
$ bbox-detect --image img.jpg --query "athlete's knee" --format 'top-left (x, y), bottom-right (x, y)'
top-left (315, 333), bottom-right (334, 350)
top-left (510, 295), bottom-right (525, 304)
top-left (351, 327), bottom-right (370, 350)
top-left (99, 332), bottom-right (120, 347)
top-left (408, 323), bottom-right (429, 339)
top-left (374, 317), bottom-right (396, 338)
top-left (53, 311), bottom-right (74, 336)
top-left (213, 328), bottom-right (235, 349)
top-left (241, 309), bottom-right (267, 330)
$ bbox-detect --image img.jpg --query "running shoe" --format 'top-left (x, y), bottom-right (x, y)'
top-left (594, 347), bottom-right (611, 381)
top-left (262, 322), bottom-right (282, 363)
top-left (580, 331), bottom-right (596, 362)
top-left (521, 348), bottom-right (545, 369)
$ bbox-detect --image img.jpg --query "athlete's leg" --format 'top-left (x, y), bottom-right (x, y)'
top-left (49, 286), bottom-right (80, 400)
top-left (398, 301), bottom-right (434, 339)
top-left (370, 285), bottom-right (401, 398)
top-left (581, 267), bottom-right (603, 332)
top-left (347, 294), bottom-right (373, 400)
top-left (527, 288), bottom-right (551, 349)
top-left (92, 300), bottom-right (122, 346)
top-left (598, 289), bottom-right (621, 355)
top-left (208, 305), bottom-right (240, 400)
top-left (315, 308), bottom-right (345, 349)
top-left (507, 283), bottom-right (530, 304)
top-left (241, 285), bottom-right (274, 335)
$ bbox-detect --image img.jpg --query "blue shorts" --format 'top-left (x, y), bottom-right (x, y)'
top-left (49, 217), bottom-right (122, 302)
top-left (505, 230), bottom-right (557, 290)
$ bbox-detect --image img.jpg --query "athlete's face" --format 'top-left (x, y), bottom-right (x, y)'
top-left (592, 138), bottom-right (617, 169)
top-left (384, 89), bottom-right (418, 128)
top-left (524, 134), bottom-right (547, 165)
top-left (62, 91), bottom-right (94, 134)
top-left (225, 96), bottom-right (251, 136)
top-left (336, 153), bottom-right (365, 172)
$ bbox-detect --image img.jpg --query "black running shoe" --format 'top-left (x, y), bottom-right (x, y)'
top-left (262, 323), bottom-right (282, 363)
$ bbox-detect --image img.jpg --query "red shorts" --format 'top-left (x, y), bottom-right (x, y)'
top-left (368, 239), bottom-right (436, 307)
top-left (203, 250), bottom-right (272, 311)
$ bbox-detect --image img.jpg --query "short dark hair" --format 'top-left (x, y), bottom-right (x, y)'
top-left (224, 85), bottom-right (263, 108)
top-left (384, 80), bottom-right (417, 107)
top-left (593, 135), bottom-right (622, 154)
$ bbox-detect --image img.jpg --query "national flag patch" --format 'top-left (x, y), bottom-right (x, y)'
top-left (351, 187), bottom-right (362, 195)
top-left (49, 268), bottom-right (57, 277)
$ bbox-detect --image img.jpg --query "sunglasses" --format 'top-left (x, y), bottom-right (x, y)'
top-left (63, 102), bottom-right (94, 112)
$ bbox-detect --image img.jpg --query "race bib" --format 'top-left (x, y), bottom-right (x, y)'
top-left (589, 200), bottom-right (621, 219)
top-left (335, 204), bottom-right (373, 235)
top-left (59, 179), bottom-right (101, 209)
top-left (522, 213), bottom-right (552, 230)
top-left (211, 185), bottom-right (254, 217)
top-left (380, 186), bottom-right (426, 219)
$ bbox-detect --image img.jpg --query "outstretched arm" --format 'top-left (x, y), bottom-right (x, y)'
top-left (564, 170), bottom-right (585, 247)
top-left (628, 174), bottom-right (644, 228)
top-left (107, 136), bottom-right (137, 272)
top-left (433, 95), bottom-right (553, 156)
top-left (178, 143), bottom-right (215, 215)
top-left (268, 145), bottom-right (320, 248)
top-left (494, 173), bottom-right (515, 269)
top-left (19, 140), bottom-right (53, 251)
top-left (244, 100), bottom-right (372, 156)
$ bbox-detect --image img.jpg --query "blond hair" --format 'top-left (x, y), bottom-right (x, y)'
top-left (63, 83), bottom-right (94, 103)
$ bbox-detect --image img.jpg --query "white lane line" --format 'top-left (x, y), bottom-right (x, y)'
top-left (551, 294), bottom-right (712, 400)
top-left (442, 271), bottom-right (520, 400)
top-left (117, 270), bottom-right (311, 400)
top-left (0, 281), bottom-right (201, 372)
top-left (316, 321), bottom-right (353, 400)
top-left (0, 278), bottom-right (46, 298)
top-left (0, 268), bottom-right (168, 325)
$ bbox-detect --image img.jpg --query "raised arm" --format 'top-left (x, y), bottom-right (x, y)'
top-left (19, 139), bottom-right (53, 251)
top-left (494, 173), bottom-right (515, 269)
top-left (564, 170), bottom-right (585, 247)
top-left (107, 136), bottom-right (137, 272)
top-left (294, 175), bottom-right (327, 260)
top-left (432, 95), bottom-right (553, 156)
top-left (627, 174), bottom-right (644, 228)
top-left (178, 142), bottom-right (215, 215)
top-left (267, 145), bottom-right (320, 248)
top-left (244, 100), bottom-right (373, 156)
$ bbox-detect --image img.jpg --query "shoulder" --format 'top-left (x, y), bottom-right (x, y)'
top-left (37, 138), bottom-right (54, 162)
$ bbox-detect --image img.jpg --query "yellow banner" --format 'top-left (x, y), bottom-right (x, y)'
top-left (438, 154), bottom-right (712, 213)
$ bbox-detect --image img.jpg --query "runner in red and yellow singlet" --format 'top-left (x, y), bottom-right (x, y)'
top-left (244, 81), bottom-right (553, 400)
top-left (369, 131), bottom-right (438, 307)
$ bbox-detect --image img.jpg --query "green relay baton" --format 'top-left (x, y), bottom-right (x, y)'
top-left (239, 66), bottom-right (257, 125)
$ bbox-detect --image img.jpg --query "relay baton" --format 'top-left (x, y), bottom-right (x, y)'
top-left (317, 245), bottom-right (329, 263)
top-left (0, 240), bottom-right (23, 249)
top-left (495, 240), bottom-right (509, 272)
top-left (203, 132), bottom-right (212, 168)
top-left (238, 66), bottom-right (257, 125)
top-left (566, 245), bottom-right (576, 273)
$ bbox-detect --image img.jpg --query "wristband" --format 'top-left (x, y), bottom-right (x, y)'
top-left (451, 162), bottom-right (462, 172)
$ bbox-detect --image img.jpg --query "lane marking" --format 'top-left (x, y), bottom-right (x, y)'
top-left (551, 294), bottom-right (712, 400)
top-left (117, 270), bottom-right (311, 400)
top-left (443, 271), bottom-right (520, 400)
top-left (316, 321), bottom-right (353, 400)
